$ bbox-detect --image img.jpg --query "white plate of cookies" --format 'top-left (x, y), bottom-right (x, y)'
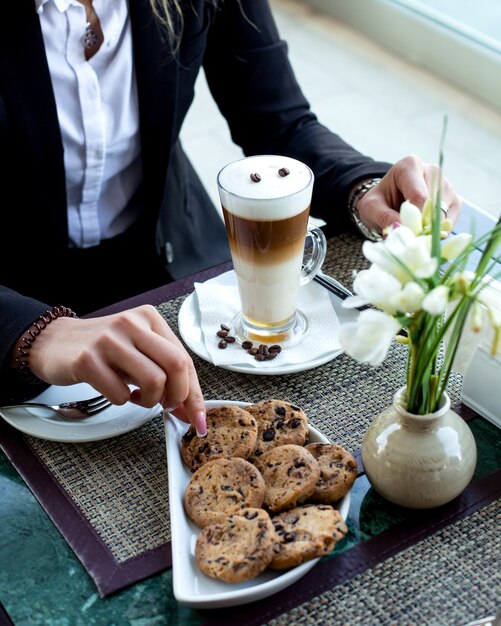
top-left (164, 399), bottom-right (356, 609)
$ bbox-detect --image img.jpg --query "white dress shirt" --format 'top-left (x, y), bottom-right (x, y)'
top-left (35, 0), bottom-right (142, 247)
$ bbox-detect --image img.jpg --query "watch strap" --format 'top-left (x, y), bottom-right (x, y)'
top-left (348, 178), bottom-right (383, 241)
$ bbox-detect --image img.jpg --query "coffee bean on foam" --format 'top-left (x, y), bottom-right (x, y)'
top-left (218, 155), bottom-right (313, 221)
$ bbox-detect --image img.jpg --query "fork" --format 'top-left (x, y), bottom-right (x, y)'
top-left (0, 394), bottom-right (112, 421)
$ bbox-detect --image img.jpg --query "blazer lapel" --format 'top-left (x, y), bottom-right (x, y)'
top-left (128, 0), bottom-right (180, 215)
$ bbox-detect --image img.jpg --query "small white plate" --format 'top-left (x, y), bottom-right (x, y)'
top-left (164, 400), bottom-right (351, 609)
top-left (0, 382), bottom-right (161, 442)
top-left (178, 276), bottom-right (357, 376)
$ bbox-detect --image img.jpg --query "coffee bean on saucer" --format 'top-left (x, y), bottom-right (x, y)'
top-left (255, 353), bottom-right (266, 361)
top-left (269, 344), bottom-right (282, 353)
top-left (225, 336), bottom-right (236, 343)
top-left (216, 330), bottom-right (228, 337)
top-left (218, 340), bottom-right (228, 349)
top-left (242, 341), bottom-right (253, 350)
top-left (248, 348), bottom-right (259, 356)
top-left (264, 352), bottom-right (278, 360)
top-left (258, 344), bottom-right (269, 355)
top-left (220, 323), bottom-right (230, 332)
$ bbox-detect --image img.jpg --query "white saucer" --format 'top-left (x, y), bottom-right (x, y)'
top-left (178, 275), bottom-right (358, 375)
top-left (0, 382), bottom-right (162, 442)
top-left (165, 400), bottom-right (351, 609)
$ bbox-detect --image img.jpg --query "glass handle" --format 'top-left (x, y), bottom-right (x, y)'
top-left (300, 226), bottom-right (327, 286)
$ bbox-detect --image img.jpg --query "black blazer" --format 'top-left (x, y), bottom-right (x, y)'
top-left (0, 0), bottom-right (390, 401)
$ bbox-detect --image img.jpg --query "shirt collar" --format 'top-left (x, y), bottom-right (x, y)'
top-left (35, 0), bottom-right (81, 15)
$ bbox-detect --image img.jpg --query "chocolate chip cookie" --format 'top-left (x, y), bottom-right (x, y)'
top-left (181, 405), bottom-right (258, 471)
top-left (270, 503), bottom-right (347, 570)
top-left (246, 399), bottom-right (309, 461)
top-left (195, 508), bottom-right (277, 583)
top-left (184, 457), bottom-right (266, 528)
top-left (305, 443), bottom-right (358, 503)
top-left (253, 444), bottom-right (321, 513)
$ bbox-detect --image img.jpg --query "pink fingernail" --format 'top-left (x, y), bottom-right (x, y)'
top-left (195, 411), bottom-right (207, 437)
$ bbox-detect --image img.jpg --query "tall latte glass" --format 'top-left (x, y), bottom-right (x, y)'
top-left (217, 155), bottom-right (326, 344)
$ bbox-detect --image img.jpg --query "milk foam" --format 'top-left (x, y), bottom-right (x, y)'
top-left (218, 155), bottom-right (313, 220)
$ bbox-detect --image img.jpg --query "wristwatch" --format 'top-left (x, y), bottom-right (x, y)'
top-left (348, 178), bottom-right (383, 241)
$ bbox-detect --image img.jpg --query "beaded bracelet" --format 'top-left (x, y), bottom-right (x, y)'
top-left (15, 306), bottom-right (78, 384)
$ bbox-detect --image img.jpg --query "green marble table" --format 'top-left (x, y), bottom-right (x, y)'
top-left (1, 228), bottom-right (500, 626)
top-left (1, 414), bottom-right (499, 626)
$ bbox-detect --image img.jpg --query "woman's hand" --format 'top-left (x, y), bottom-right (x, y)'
top-left (356, 155), bottom-right (462, 235)
top-left (15, 304), bottom-right (207, 435)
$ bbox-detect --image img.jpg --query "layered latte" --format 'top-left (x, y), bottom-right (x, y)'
top-left (218, 155), bottom-right (314, 339)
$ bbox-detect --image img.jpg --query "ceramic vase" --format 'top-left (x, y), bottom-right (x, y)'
top-left (362, 387), bottom-right (477, 509)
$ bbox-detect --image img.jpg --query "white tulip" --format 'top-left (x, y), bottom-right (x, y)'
top-left (422, 285), bottom-right (449, 315)
top-left (441, 233), bottom-right (473, 261)
top-left (363, 226), bottom-right (437, 284)
top-left (389, 281), bottom-right (425, 313)
top-left (451, 270), bottom-right (476, 297)
top-left (341, 294), bottom-right (368, 309)
top-left (421, 197), bottom-right (434, 229)
top-left (485, 303), bottom-right (501, 357)
top-left (346, 265), bottom-right (402, 314)
top-left (470, 301), bottom-right (484, 333)
top-left (400, 200), bottom-right (423, 235)
top-left (339, 309), bottom-right (401, 366)
top-left (441, 219), bottom-right (454, 237)
top-left (486, 304), bottom-right (501, 331)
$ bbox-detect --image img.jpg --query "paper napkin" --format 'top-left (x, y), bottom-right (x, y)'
top-left (194, 270), bottom-right (341, 370)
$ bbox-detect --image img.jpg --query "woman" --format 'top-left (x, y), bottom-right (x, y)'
top-left (0, 0), bottom-right (461, 434)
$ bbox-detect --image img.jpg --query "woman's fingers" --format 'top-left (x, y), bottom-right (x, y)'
top-left (167, 360), bottom-right (207, 435)
top-left (27, 305), bottom-right (207, 433)
top-left (133, 306), bottom-right (207, 433)
top-left (91, 306), bottom-right (207, 433)
top-left (423, 167), bottom-right (463, 224)
top-left (357, 155), bottom-right (462, 234)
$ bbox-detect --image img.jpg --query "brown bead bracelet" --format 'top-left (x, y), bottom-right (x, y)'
top-left (15, 306), bottom-right (78, 384)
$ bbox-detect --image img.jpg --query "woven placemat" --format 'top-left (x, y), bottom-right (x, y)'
top-left (27, 414), bottom-right (169, 560)
top-left (29, 323), bottom-right (456, 566)
top-left (266, 499), bottom-right (500, 626)
top-left (0, 233), bottom-right (470, 596)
